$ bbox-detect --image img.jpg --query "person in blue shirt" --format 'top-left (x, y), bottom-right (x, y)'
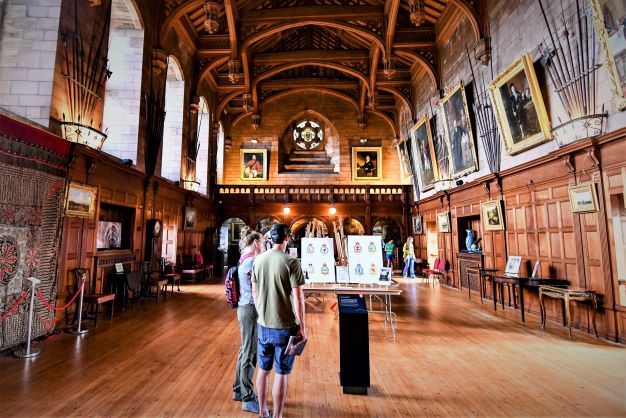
top-left (233, 227), bottom-right (265, 414)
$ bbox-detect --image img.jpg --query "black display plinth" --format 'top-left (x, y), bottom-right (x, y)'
top-left (338, 294), bottom-right (370, 395)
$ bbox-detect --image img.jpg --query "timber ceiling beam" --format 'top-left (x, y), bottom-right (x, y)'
top-left (259, 79), bottom-right (359, 90)
top-left (239, 6), bottom-right (383, 23)
top-left (384, 0), bottom-right (401, 58)
top-left (254, 50), bottom-right (370, 64)
top-left (224, 0), bottom-right (239, 59)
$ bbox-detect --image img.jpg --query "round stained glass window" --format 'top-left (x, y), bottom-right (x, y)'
top-left (293, 120), bottom-right (323, 150)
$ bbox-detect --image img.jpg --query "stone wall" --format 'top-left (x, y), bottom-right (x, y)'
top-left (0, 0), bottom-right (61, 127)
top-left (223, 91), bottom-right (401, 185)
top-left (411, 0), bottom-right (626, 200)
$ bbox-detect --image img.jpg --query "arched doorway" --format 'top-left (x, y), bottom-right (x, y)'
top-left (256, 217), bottom-right (280, 234)
top-left (290, 217), bottom-right (329, 257)
top-left (219, 217), bottom-right (247, 273)
top-left (343, 218), bottom-right (365, 235)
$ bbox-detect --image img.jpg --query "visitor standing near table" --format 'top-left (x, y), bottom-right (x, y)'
top-left (402, 236), bottom-right (416, 278)
top-left (252, 223), bottom-right (307, 418)
top-left (384, 239), bottom-right (395, 268)
top-left (233, 227), bottom-right (265, 414)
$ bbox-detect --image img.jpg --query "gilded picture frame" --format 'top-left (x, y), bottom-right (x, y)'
top-left (590, 0), bottom-right (626, 111)
top-left (352, 146), bottom-right (382, 180)
top-left (409, 115), bottom-right (439, 191)
top-left (65, 182), bottom-right (97, 220)
top-left (439, 82), bottom-right (478, 178)
top-left (568, 183), bottom-right (599, 213)
top-left (240, 148), bottom-right (268, 181)
top-left (412, 215), bottom-right (423, 235)
top-left (437, 212), bottom-right (450, 233)
top-left (396, 136), bottom-right (413, 178)
top-left (488, 53), bottom-right (552, 155)
top-left (481, 200), bottom-right (505, 231)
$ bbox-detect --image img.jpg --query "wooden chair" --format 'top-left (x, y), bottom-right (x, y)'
top-left (423, 259), bottom-right (448, 286)
top-left (73, 268), bottom-right (115, 327)
top-left (160, 258), bottom-right (181, 296)
top-left (142, 261), bottom-right (168, 302)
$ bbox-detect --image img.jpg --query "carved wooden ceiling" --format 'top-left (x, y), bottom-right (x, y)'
top-left (161, 0), bottom-right (485, 135)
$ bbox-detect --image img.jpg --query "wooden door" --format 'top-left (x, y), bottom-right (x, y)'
top-left (611, 194), bottom-right (626, 306)
top-left (162, 212), bottom-right (177, 263)
top-left (426, 222), bottom-right (438, 267)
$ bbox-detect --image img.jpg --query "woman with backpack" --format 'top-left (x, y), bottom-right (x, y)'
top-left (232, 227), bottom-right (265, 414)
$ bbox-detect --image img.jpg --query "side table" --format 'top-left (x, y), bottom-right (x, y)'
top-left (539, 285), bottom-right (598, 339)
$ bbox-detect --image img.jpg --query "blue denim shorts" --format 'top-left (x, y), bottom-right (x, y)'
top-left (257, 324), bottom-right (296, 375)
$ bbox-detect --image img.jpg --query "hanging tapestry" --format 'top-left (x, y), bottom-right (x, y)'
top-left (0, 114), bottom-right (69, 349)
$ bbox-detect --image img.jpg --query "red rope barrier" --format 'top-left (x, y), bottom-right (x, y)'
top-left (0, 289), bottom-right (29, 322)
top-left (36, 282), bottom-right (84, 312)
top-left (36, 311), bottom-right (57, 334)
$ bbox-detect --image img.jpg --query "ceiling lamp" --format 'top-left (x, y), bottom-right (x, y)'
top-left (228, 59), bottom-right (241, 83)
top-left (329, 205), bottom-right (337, 215)
top-left (409, 0), bottom-right (426, 27)
top-left (383, 57), bottom-right (396, 79)
top-left (203, 1), bottom-right (220, 34)
top-left (283, 205), bottom-right (291, 215)
top-left (242, 93), bottom-right (253, 112)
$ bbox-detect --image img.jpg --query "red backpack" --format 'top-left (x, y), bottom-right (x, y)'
top-left (225, 253), bottom-right (253, 308)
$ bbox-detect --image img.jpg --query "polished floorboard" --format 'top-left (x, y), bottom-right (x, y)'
top-left (1, 280), bottom-right (625, 417)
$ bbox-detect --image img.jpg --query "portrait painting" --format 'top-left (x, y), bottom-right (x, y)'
top-left (489, 53), bottom-right (552, 155)
top-left (397, 136), bottom-right (413, 178)
top-left (591, 0), bottom-right (626, 110)
top-left (481, 200), bottom-right (505, 231)
top-left (352, 147), bottom-right (382, 180)
top-left (437, 212), bottom-right (450, 233)
top-left (568, 183), bottom-right (599, 213)
top-left (231, 222), bottom-right (246, 240)
top-left (184, 206), bottom-right (197, 230)
top-left (412, 216), bottom-right (423, 235)
top-left (240, 149), bottom-right (267, 181)
top-left (410, 115), bottom-right (439, 191)
top-left (65, 182), bottom-right (97, 220)
top-left (439, 82), bottom-right (478, 178)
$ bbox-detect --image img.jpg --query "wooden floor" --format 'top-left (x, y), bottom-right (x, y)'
top-left (1, 280), bottom-right (625, 417)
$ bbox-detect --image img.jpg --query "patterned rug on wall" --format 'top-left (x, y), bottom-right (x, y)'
top-left (0, 114), bottom-right (69, 350)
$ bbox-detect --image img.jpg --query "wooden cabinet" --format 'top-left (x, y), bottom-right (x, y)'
top-left (458, 252), bottom-right (483, 292)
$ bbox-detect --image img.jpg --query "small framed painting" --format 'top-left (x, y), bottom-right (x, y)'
top-left (240, 149), bottom-right (267, 181)
top-left (488, 53), bottom-right (552, 155)
top-left (409, 115), bottom-right (439, 191)
top-left (184, 206), bottom-right (197, 230)
top-left (231, 222), bottom-right (246, 241)
top-left (439, 82), bottom-right (478, 178)
top-left (481, 200), bottom-right (505, 231)
top-left (437, 212), bottom-right (450, 233)
top-left (352, 147), bottom-right (382, 180)
top-left (65, 182), bottom-right (97, 220)
top-left (568, 183), bottom-right (599, 213)
top-left (412, 216), bottom-right (423, 235)
top-left (590, 0), bottom-right (626, 111)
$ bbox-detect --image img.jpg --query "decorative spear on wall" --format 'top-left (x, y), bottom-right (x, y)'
top-left (60, 0), bottom-right (112, 150)
top-left (183, 103), bottom-right (203, 192)
top-left (537, 0), bottom-right (606, 146)
top-left (465, 43), bottom-right (501, 174)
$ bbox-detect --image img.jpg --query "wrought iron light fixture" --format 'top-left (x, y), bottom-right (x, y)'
top-left (228, 59), bottom-right (241, 83)
top-left (409, 0), bottom-right (426, 27)
top-left (242, 93), bottom-right (253, 112)
top-left (203, 1), bottom-right (220, 34)
top-left (383, 56), bottom-right (396, 79)
top-left (182, 179), bottom-right (201, 192)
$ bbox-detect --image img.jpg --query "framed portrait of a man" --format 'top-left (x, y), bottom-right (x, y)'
top-left (590, 0), bottom-right (626, 111)
top-left (437, 212), bottom-right (450, 233)
top-left (396, 136), bottom-right (413, 178)
top-left (352, 147), bottom-right (382, 180)
top-left (489, 53), bottom-right (552, 155)
top-left (240, 149), bottom-right (267, 181)
top-left (184, 206), bottom-right (197, 230)
top-left (412, 216), bottom-right (423, 235)
top-left (481, 200), bottom-right (505, 231)
top-left (439, 82), bottom-right (478, 178)
top-left (409, 115), bottom-right (439, 191)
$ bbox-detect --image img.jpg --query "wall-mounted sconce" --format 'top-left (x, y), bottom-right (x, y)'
top-left (283, 205), bottom-right (291, 215)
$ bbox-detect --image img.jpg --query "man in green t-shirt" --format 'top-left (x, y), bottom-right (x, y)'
top-left (252, 223), bottom-right (306, 418)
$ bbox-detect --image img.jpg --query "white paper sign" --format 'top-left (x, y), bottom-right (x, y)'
top-left (336, 266), bottom-right (350, 283)
top-left (301, 237), bottom-right (336, 283)
top-left (346, 235), bottom-right (383, 284)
